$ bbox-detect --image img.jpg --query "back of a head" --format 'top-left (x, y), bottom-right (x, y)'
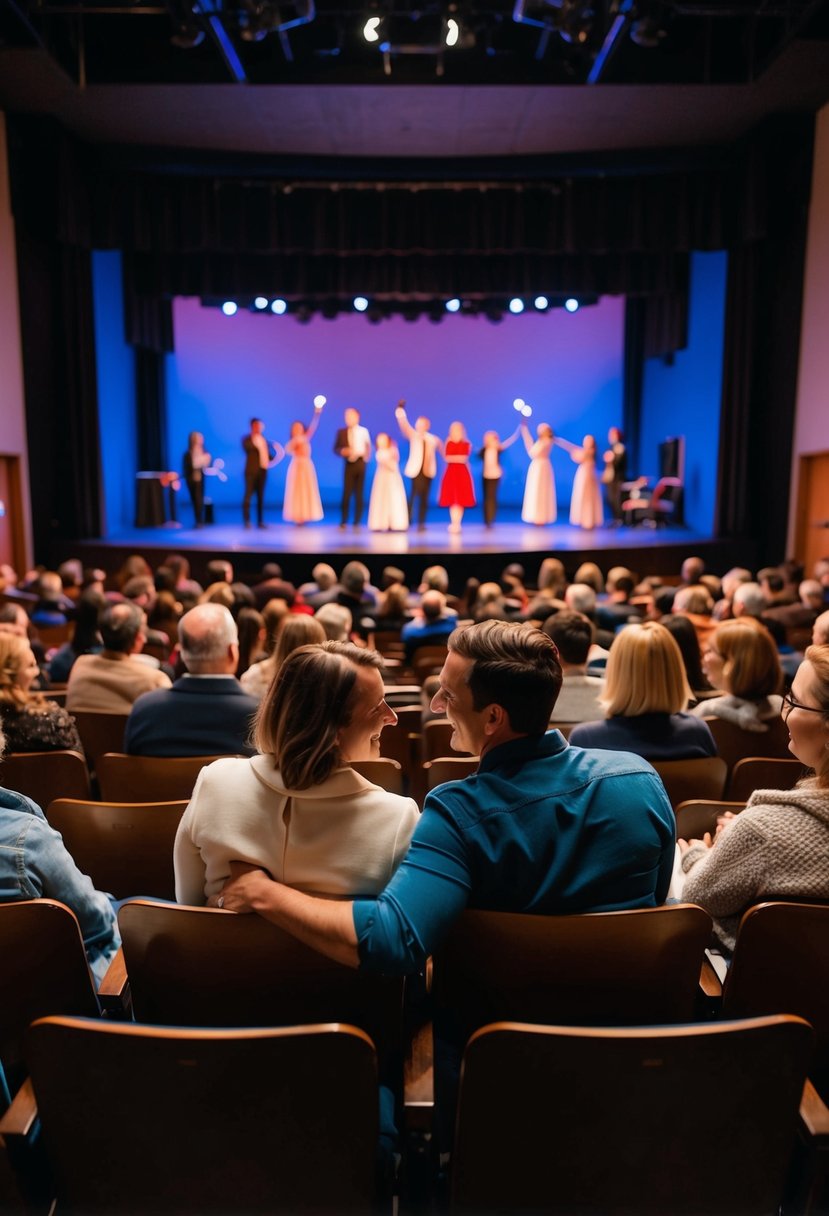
top-left (537, 557), bottom-right (566, 595)
top-left (573, 562), bottom-right (604, 594)
top-left (732, 581), bottom-right (767, 619)
top-left (606, 566), bottom-right (635, 593)
top-left (800, 579), bottom-right (824, 608)
top-left (273, 614), bottom-right (326, 670)
top-left (254, 642), bottom-right (383, 788)
top-left (100, 602), bottom-right (144, 653)
top-left (660, 613), bottom-right (706, 692)
top-left (814, 610), bottom-right (829, 647)
top-left (381, 566), bottom-right (406, 591)
top-left (379, 584), bottom-right (409, 618)
top-left (421, 591), bottom-right (446, 622)
top-left (673, 585), bottom-right (714, 616)
top-left (341, 561), bottom-right (369, 595)
top-left (716, 617), bottom-right (783, 701)
top-left (261, 562), bottom-right (282, 581)
top-left (178, 603), bottom-right (238, 672)
top-left (312, 563), bottom-right (337, 591)
top-left (422, 565), bottom-right (449, 593)
top-left (681, 556), bottom-right (705, 584)
top-left (37, 571), bottom-right (63, 602)
top-left (601, 621), bottom-right (691, 718)
top-left (0, 632), bottom-right (30, 704)
top-left (58, 559), bottom-right (83, 589)
top-left (564, 583), bottom-right (597, 617)
top-left (543, 610), bottom-right (593, 667)
top-left (206, 560), bottom-right (233, 584)
top-left (448, 620), bottom-right (563, 734)
top-left (315, 603), bottom-right (352, 641)
top-left (199, 582), bottom-right (235, 609)
top-left (262, 599), bottom-right (290, 653)
top-left (72, 589), bottom-right (106, 649)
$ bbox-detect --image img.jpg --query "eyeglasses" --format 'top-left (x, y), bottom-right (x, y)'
top-left (781, 692), bottom-right (825, 720)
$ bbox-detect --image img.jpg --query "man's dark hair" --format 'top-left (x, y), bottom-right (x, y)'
top-left (543, 610), bottom-right (593, 666)
top-left (100, 602), bottom-right (144, 653)
top-left (449, 620), bottom-right (562, 735)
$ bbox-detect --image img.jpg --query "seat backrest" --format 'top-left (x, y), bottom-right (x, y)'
top-left (45, 799), bottom-right (188, 900)
top-left (25, 1016), bottom-right (378, 1216)
top-left (349, 758), bottom-right (404, 795)
top-left (674, 799), bottom-right (745, 841)
top-left (118, 901), bottom-right (404, 1059)
top-left (649, 755), bottom-right (727, 809)
top-left (704, 714), bottom-right (792, 773)
top-left (431, 904), bottom-right (713, 1040)
top-left (723, 901), bottom-right (829, 1087)
top-left (451, 1016), bottom-right (813, 1216)
top-left (727, 756), bottom-right (805, 803)
top-left (96, 753), bottom-right (230, 802)
top-left (0, 901), bottom-right (99, 1063)
top-left (423, 719), bottom-right (474, 760)
top-left (70, 711), bottom-right (130, 768)
top-left (0, 751), bottom-right (90, 810)
top-left (424, 757), bottom-right (480, 791)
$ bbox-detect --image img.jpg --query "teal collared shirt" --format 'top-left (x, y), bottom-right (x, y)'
top-left (353, 730), bottom-right (675, 973)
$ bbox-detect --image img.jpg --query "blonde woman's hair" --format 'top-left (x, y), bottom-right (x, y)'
top-left (272, 614), bottom-right (326, 672)
top-left (600, 621), bottom-right (692, 717)
top-left (715, 617), bottom-right (782, 701)
top-left (254, 642), bottom-right (383, 789)
top-left (803, 644), bottom-right (829, 788)
top-left (0, 633), bottom-right (43, 710)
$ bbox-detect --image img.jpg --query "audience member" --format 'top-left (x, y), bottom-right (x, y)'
top-left (573, 562), bottom-right (604, 595)
top-left (174, 642), bottom-right (418, 904)
top-left (596, 567), bottom-right (640, 631)
top-left (690, 616), bottom-right (783, 732)
top-left (814, 610), bottom-right (829, 647)
top-left (315, 603), bottom-right (353, 643)
top-left (542, 610), bottom-right (605, 723)
top-left (680, 555), bottom-right (705, 586)
top-left (66, 602), bottom-right (171, 712)
top-left (297, 563), bottom-right (339, 609)
top-left (671, 584), bottom-right (717, 650)
top-left (402, 591), bottom-right (456, 662)
top-left (124, 604), bottom-right (259, 757)
top-left (251, 563), bottom-right (297, 612)
top-left (369, 584), bottom-right (413, 632)
top-left (569, 622), bottom-right (716, 760)
top-left (241, 613), bottom-right (326, 701)
top-left (763, 579), bottom-right (825, 630)
top-left (0, 603), bottom-right (30, 640)
top-left (659, 613), bottom-right (712, 702)
top-left (47, 589), bottom-right (105, 684)
top-left (235, 606), bottom-right (265, 677)
top-left (337, 561), bottom-right (378, 614)
top-left (712, 567), bottom-right (753, 621)
top-left (198, 582), bottom-right (235, 609)
top-left (0, 634), bottom-right (82, 753)
top-left (30, 571), bottom-right (73, 628)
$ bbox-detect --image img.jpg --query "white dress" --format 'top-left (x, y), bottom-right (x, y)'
top-left (521, 432), bottom-right (556, 525)
top-left (282, 414), bottom-right (324, 524)
top-left (569, 452), bottom-right (603, 529)
top-left (368, 447), bottom-right (409, 531)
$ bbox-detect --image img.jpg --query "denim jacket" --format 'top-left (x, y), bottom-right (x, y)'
top-left (0, 785), bottom-right (120, 985)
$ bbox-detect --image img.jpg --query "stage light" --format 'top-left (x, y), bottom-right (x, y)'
top-left (221, 301), bottom-right (238, 316)
top-left (445, 17), bottom-right (459, 45)
top-left (313, 395), bottom-right (327, 408)
top-left (445, 298), bottom-right (461, 313)
top-left (513, 398), bottom-right (526, 412)
top-left (270, 298), bottom-right (287, 314)
top-left (254, 296), bottom-right (268, 310)
top-left (522, 404), bottom-right (533, 417)
top-left (565, 297), bottom-right (579, 313)
top-left (353, 296), bottom-right (369, 312)
top-left (508, 298), bottom-right (524, 314)
top-left (534, 295), bottom-right (548, 310)
top-left (363, 15), bottom-right (380, 40)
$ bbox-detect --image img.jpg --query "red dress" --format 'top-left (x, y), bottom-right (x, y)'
top-left (438, 440), bottom-right (476, 508)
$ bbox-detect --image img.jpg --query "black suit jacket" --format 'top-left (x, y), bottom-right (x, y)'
top-left (124, 676), bottom-right (259, 757)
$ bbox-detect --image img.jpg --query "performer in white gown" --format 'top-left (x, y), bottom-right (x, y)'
top-left (558, 434), bottom-right (604, 529)
top-left (368, 433), bottom-right (409, 532)
top-left (520, 421), bottom-right (557, 525)
top-left (282, 403), bottom-right (324, 525)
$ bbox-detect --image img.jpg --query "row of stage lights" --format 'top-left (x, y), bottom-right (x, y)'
top-left (219, 296), bottom-right (582, 317)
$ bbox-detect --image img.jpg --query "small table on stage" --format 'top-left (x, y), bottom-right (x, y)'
top-left (135, 472), bottom-right (180, 528)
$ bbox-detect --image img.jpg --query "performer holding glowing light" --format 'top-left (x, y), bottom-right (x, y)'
top-left (282, 396), bottom-right (325, 525)
top-left (518, 400), bottom-right (557, 526)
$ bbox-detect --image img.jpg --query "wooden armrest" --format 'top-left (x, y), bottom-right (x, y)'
top-left (800, 1080), bottom-right (829, 1141)
top-left (0, 1081), bottom-right (37, 1143)
top-left (698, 956), bottom-right (723, 999)
top-left (97, 947), bottom-right (131, 1016)
top-left (404, 1017), bottom-right (434, 1135)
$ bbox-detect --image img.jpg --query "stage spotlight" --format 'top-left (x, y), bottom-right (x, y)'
top-left (363, 15), bottom-right (380, 40)
top-left (353, 296), bottom-right (369, 312)
top-left (534, 295), bottom-right (549, 310)
top-left (270, 298), bottom-right (287, 314)
top-left (513, 398), bottom-right (525, 411)
top-left (508, 298), bottom-right (525, 314)
top-left (254, 296), bottom-right (268, 310)
top-left (522, 404), bottom-right (533, 417)
top-left (313, 395), bottom-right (327, 407)
top-left (445, 17), bottom-right (459, 45)
top-left (565, 297), bottom-right (580, 313)
top-left (445, 298), bottom-right (461, 313)
top-left (221, 301), bottom-right (238, 316)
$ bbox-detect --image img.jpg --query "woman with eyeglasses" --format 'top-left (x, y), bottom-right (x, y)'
top-left (678, 643), bottom-right (829, 954)
top-left (689, 616), bottom-right (783, 732)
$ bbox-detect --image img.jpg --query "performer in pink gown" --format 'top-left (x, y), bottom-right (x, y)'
top-left (368, 434), bottom-right (409, 532)
top-left (438, 421), bottom-right (475, 533)
top-left (558, 434), bottom-right (604, 529)
top-left (520, 422), bottom-right (557, 525)
top-left (282, 403), bottom-right (324, 525)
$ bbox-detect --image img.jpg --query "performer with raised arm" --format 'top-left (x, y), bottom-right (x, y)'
top-left (282, 398), bottom-right (325, 526)
top-left (395, 399), bottom-right (441, 532)
top-left (242, 418), bottom-right (284, 529)
top-left (438, 421), bottom-right (476, 534)
top-left (479, 424), bottom-right (520, 529)
top-left (602, 426), bottom-right (627, 525)
top-left (557, 433), bottom-right (603, 530)
top-left (334, 407), bottom-right (372, 529)
top-left (183, 431), bottom-right (211, 528)
top-left (520, 419), bottom-right (557, 525)
top-left (368, 433), bottom-right (409, 532)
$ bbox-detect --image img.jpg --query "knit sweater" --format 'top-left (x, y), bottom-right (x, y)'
top-left (689, 693), bottom-right (783, 733)
top-left (680, 783), bottom-right (829, 952)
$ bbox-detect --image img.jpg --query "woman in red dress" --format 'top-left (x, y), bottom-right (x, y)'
top-left (438, 420), bottom-right (476, 533)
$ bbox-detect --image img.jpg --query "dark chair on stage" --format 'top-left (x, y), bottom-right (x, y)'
top-left (622, 476), bottom-right (683, 528)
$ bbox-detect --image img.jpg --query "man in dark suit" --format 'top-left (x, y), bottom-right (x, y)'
top-left (334, 408), bottom-right (372, 528)
top-left (124, 604), bottom-right (259, 757)
top-left (242, 418), bottom-right (282, 529)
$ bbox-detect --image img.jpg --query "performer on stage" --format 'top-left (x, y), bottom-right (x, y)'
top-left (334, 407), bottom-right (372, 528)
top-left (242, 418), bottom-right (283, 529)
top-left (478, 426), bottom-right (520, 529)
top-left (395, 400), bottom-right (441, 532)
top-left (183, 431), bottom-right (211, 528)
top-left (602, 426), bottom-right (627, 525)
top-left (367, 433), bottom-right (409, 532)
top-left (438, 421), bottom-right (476, 534)
top-left (558, 433), bottom-right (604, 530)
top-left (520, 421), bottom-right (557, 525)
top-left (282, 401), bottom-right (325, 526)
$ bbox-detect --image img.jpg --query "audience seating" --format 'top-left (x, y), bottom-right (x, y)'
top-left (1, 1017), bottom-right (379, 1216)
top-left (382, 685), bottom-right (422, 707)
top-left (411, 647), bottom-right (449, 684)
top-left (96, 752), bottom-right (232, 802)
top-left (703, 714), bottom-right (792, 773)
top-left (422, 719), bottom-right (473, 760)
top-left (350, 758), bottom-right (404, 795)
top-left (374, 630), bottom-right (407, 658)
top-left (727, 756), bottom-right (805, 803)
top-left (423, 757), bottom-right (479, 790)
top-left (1, 751), bottom-right (89, 810)
top-left (31, 623), bottom-right (73, 648)
top-left (674, 799), bottom-right (745, 841)
top-left (45, 799), bottom-right (187, 901)
top-left (450, 1016), bottom-right (814, 1216)
top-left (70, 711), bottom-right (130, 769)
top-left (649, 756), bottom-right (728, 810)
top-left (549, 722), bottom-right (577, 739)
